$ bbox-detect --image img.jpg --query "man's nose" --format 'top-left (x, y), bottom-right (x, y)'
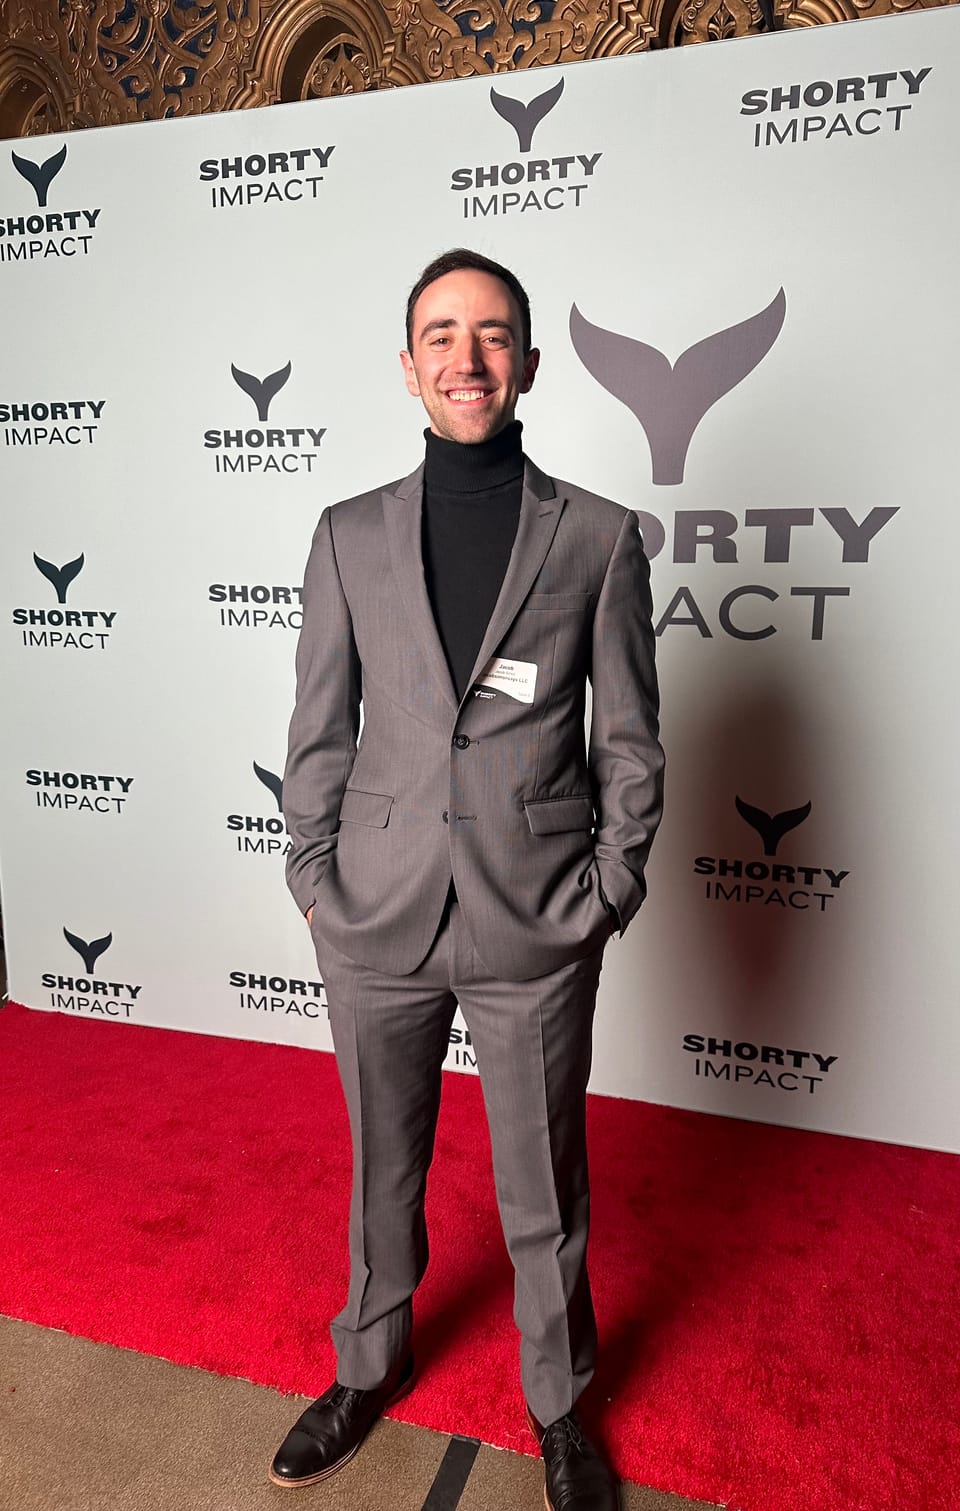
top-left (453, 334), bottom-right (484, 372)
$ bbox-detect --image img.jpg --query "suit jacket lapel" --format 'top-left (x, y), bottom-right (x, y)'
top-left (382, 464), bottom-right (459, 715)
top-left (382, 457), bottom-right (565, 718)
top-left (464, 460), bottom-right (565, 701)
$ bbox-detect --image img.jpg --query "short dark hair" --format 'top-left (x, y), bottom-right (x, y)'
top-left (405, 248), bottom-right (532, 354)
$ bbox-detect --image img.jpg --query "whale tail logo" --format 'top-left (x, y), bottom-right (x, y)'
top-left (231, 362), bottom-right (292, 422)
top-left (570, 288), bottom-right (786, 485)
top-left (63, 928), bottom-right (113, 975)
top-left (253, 762), bottom-right (284, 812)
top-left (490, 77), bottom-right (564, 154)
top-left (34, 552), bottom-right (84, 604)
top-left (12, 144), bottom-right (67, 207)
top-left (735, 797), bottom-right (812, 857)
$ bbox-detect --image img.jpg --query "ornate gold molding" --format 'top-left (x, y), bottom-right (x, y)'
top-left (0, 0), bottom-right (953, 135)
top-left (774, 0), bottom-right (937, 25)
top-left (676, 0), bottom-right (764, 43)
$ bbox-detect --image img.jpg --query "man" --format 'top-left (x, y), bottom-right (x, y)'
top-left (273, 248), bottom-right (664, 1510)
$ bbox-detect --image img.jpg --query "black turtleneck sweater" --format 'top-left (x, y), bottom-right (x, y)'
top-left (422, 421), bottom-right (524, 701)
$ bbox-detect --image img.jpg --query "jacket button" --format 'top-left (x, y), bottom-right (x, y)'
top-left (442, 810), bottom-right (448, 823)
top-left (453, 734), bottom-right (470, 749)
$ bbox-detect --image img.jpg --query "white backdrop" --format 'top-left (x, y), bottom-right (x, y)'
top-left (2, 8), bottom-right (958, 1152)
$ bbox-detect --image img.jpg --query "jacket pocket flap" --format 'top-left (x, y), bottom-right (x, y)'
top-left (524, 796), bottom-right (595, 835)
top-left (339, 789), bottom-right (394, 828)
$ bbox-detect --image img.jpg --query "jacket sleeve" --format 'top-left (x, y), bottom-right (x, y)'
top-left (588, 508), bottom-right (665, 934)
top-left (282, 508), bottom-right (361, 915)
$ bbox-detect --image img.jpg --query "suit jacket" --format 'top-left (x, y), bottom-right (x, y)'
top-left (283, 456), bottom-right (664, 982)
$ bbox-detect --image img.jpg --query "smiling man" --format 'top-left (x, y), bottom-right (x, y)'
top-left (274, 248), bottom-right (664, 1511)
top-left (399, 260), bottom-right (539, 444)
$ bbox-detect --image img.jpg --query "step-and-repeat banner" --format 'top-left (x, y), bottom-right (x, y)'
top-left (2, 9), bottom-right (958, 1151)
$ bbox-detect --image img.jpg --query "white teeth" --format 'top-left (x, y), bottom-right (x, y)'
top-left (448, 390), bottom-right (487, 401)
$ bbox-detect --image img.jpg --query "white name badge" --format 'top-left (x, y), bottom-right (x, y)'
top-left (477, 656), bottom-right (538, 705)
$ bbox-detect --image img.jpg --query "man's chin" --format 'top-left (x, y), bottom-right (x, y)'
top-left (433, 411), bottom-right (509, 446)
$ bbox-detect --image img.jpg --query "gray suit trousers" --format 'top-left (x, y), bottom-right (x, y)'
top-left (316, 896), bottom-right (604, 1425)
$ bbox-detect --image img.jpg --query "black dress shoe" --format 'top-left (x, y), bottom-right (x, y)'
top-left (527, 1407), bottom-right (619, 1511)
top-left (269, 1356), bottom-right (414, 1487)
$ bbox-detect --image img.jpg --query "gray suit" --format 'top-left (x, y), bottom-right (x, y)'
top-left (283, 455), bottom-right (663, 1420)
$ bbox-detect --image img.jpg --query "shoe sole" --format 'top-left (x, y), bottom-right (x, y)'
top-left (268, 1372), bottom-right (415, 1488)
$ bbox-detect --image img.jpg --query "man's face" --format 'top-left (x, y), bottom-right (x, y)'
top-left (400, 268), bottom-right (540, 445)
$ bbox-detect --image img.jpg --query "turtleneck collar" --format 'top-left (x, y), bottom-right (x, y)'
top-left (424, 420), bottom-right (524, 494)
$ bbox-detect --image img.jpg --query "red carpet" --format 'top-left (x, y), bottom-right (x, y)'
top-left (2, 1001), bottom-right (958, 1510)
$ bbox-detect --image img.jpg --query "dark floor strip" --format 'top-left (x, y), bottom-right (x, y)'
top-left (420, 1434), bottom-right (482, 1511)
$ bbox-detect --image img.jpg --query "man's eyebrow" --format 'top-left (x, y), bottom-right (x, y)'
top-left (418, 317), bottom-right (516, 338)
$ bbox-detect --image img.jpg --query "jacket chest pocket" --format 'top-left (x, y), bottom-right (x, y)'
top-left (524, 592), bottom-right (593, 613)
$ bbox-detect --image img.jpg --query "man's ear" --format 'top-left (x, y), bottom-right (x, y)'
top-left (399, 350), bottom-right (421, 398)
top-left (520, 347), bottom-right (540, 395)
